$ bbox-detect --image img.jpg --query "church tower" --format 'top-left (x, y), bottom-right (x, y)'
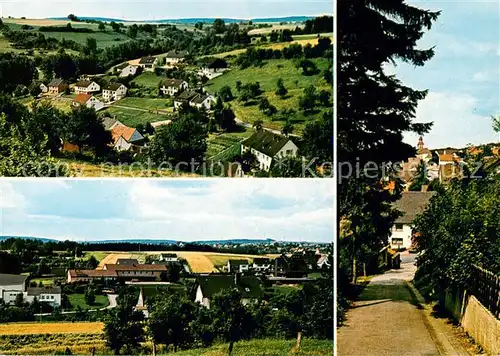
top-left (417, 136), bottom-right (424, 151)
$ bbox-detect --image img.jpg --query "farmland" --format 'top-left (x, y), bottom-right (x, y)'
top-left (88, 251), bottom-right (278, 273)
top-left (100, 106), bottom-right (170, 127)
top-left (206, 58), bottom-right (331, 134)
top-left (206, 127), bottom-right (252, 159)
top-left (0, 322), bottom-right (104, 335)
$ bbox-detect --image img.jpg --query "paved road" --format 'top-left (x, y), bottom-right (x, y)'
top-left (337, 253), bottom-right (441, 356)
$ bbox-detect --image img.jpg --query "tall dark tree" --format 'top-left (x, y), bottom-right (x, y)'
top-left (104, 305), bottom-right (145, 355)
top-left (337, 1), bottom-right (439, 285)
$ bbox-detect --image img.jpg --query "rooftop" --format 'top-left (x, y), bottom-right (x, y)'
top-left (197, 275), bottom-right (263, 299)
top-left (242, 130), bottom-right (292, 158)
top-left (0, 273), bottom-right (28, 286)
top-left (393, 191), bottom-right (437, 224)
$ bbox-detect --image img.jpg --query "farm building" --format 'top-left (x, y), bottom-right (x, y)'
top-left (138, 56), bottom-right (158, 71)
top-left (159, 78), bottom-right (188, 96)
top-left (241, 131), bottom-right (298, 172)
top-left (67, 269), bottom-right (118, 283)
top-left (47, 78), bottom-right (68, 94)
top-left (102, 83), bottom-right (128, 102)
top-left (72, 94), bottom-right (104, 111)
top-left (195, 274), bottom-right (263, 309)
top-left (102, 263), bottom-right (167, 280)
top-left (25, 287), bottom-right (62, 306)
top-left (158, 253), bottom-right (178, 262)
top-left (165, 50), bottom-right (189, 65)
top-left (199, 58), bottom-right (228, 78)
top-left (73, 80), bottom-right (100, 94)
top-left (0, 274), bottom-right (61, 306)
top-left (252, 258), bottom-right (272, 272)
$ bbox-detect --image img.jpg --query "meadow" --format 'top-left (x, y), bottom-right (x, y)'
top-left (101, 106), bottom-right (169, 127)
top-left (67, 294), bottom-right (110, 310)
top-left (206, 58), bottom-right (331, 134)
top-left (206, 127), bottom-right (252, 159)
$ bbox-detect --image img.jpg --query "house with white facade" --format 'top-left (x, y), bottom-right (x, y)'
top-left (390, 191), bottom-right (436, 250)
top-left (199, 58), bottom-right (228, 79)
top-left (227, 259), bottom-right (250, 273)
top-left (138, 57), bottom-right (158, 71)
top-left (158, 253), bottom-right (178, 263)
top-left (117, 63), bottom-right (139, 78)
top-left (0, 274), bottom-right (61, 306)
top-left (195, 274), bottom-right (263, 309)
top-left (24, 287), bottom-right (62, 306)
top-left (73, 80), bottom-right (100, 94)
top-left (40, 83), bottom-right (48, 93)
top-left (72, 93), bottom-right (104, 111)
top-left (102, 83), bottom-right (128, 102)
top-left (159, 79), bottom-right (188, 96)
top-left (174, 90), bottom-right (214, 110)
top-left (241, 131), bottom-right (299, 172)
top-left (252, 258), bottom-right (272, 272)
top-left (110, 124), bottom-right (145, 152)
top-left (165, 50), bottom-right (188, 65)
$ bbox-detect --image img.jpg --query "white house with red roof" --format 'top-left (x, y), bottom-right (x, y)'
top-left (72, 94), bottom-right (104, 111)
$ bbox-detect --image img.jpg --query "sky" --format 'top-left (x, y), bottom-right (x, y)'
top-left (0, 0), bottom-right (332, 20)
top-left (396, 1), bottom-right (500, 149)
top-left (0, 179), bottom-right (334, 243)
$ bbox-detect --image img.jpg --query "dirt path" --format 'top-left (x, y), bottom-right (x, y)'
top-left (337, 254), bottom-right (441, 356)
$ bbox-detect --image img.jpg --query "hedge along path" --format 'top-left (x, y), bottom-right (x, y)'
top-left (0, 322), bottom-right (104, 335)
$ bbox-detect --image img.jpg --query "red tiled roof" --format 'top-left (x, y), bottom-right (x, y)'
top-left (69, 269), bottom-right (118, 278)
top-left (103, 264), bottom-right (167, 271)
top-left (74, 93), bottom-right (92, 105)
top-left (111, 125), bottom-right (137, 143)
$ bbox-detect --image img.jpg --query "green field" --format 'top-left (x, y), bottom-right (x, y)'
top-left (117, 97), bottom-right (173, 111)
top-left (83, 252), bottom-right (109, 262)
top-left (30, 278), bottom-right (56, 287)
top-left (206, 128), bottom-right (252, 159)
top-left (67, 294), bottom-right (109, 311)
top-left (205, 58), bottom-right (331, 134)
top-left (174, 338), bottom-right (334, 356)
top-left (102, 106), bottom-right (169, 127)
top-left (131, 72), bottom-right (164, 89)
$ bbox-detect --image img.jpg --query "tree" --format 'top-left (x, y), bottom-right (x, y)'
top-left (28, 81), bottom-right (41, 97)
top-left (88, 255), bottom-right (99, 269)
top-left (281, 120), bottom-right (294, 137)
top-left (492, 114), bottom-right (500, 142)
top-left (64, 106), bottom-right (111, 158)
top-left (149, 110), bottom-right (208, 169)
top-left (337, 1), bottom-right (439, 290)
top-left (302, 109), bottom-right (333, 163)
top-left (104, 305), bottom-right (145, 355)
top-left (213, 19), bottom-right (226, 34)
top-left (67, 14), bottom-right (79, 22)
top-left (218, 86), bottom-right (234, 102)
top-left (214, 105), bottom-right (236, 131)
top-left (234, 151), bottom-right (258, 174)
top-left (408, 161), bottom-right (429, 191)
top-left (148, 295), bottom-right (197, 352)
top-left (298, 85), bottom-right (317, 113)
top-left (98, 23), bottom-right (106, 31)
top-left (318, 90), bottom-right (331, 107)
top-left (210, 289), bottom-right (253, 355)
top-left (275, 78), bottom-right (288, 98)
top-left (110, 21), bottom-right (121, 32)
top-left (127, 24), bottom-right (138, 39)
top-left (84, 287), bottom-right (96, 306)
top-left (297, 59), bottom-right (319, 76)
top-left (84, 38), bottom-right (98, 55)
top-left (252, 119), bottom-right (263, 132)
top-left (29, 101), bottom-right (66, 156)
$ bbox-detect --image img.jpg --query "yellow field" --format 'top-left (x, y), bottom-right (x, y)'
top-left (248, 24), bottom-right (301, 36)
top-left (91, 251), bottom-right (278, 273)
top-left (0, 322), bottom-right (104, 335)
top-left (2, 18), bottom-right (74, 26)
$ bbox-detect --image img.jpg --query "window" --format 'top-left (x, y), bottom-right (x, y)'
top-left (394, 224), bottom-right (404, 231)
top-left (392, 238), bottom-right (403, 245)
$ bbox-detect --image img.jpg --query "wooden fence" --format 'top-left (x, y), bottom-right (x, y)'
top-left (471, 265), bottom-right (500, 319)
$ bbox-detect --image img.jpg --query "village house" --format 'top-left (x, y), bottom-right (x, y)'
top-left (158, 253), bottom-right (178, 263)
top-left (72, 93), bottom-right (104, 111)
top-left (67, 269), bottom-right (119, 283)
top-left (110, 124), bottom-right (145, 152)
top-left (165, 50), bottom-right (189, 65)
top-left (138, 56), bottom-right (158, 71)
top-left (199, 58), bottom-right (228, 78)
top-left (252, 258), bottom-right (272, 272)
top-left (47, 78), bottom-right (68, 95)
top-left (195, 274), bottom-right (263, 309)
top-left (174, 90), bottom-right (214, 110)
top-left (390, 191), bottom-right (437, 250)
top-left (117, 63), bottom-right (139, 78)
top-left (73, 80), bottom-right (100, 94)
top-left (102, 83), bottom-right (128, 102)
top-left (241, 131), bottom-right (299, 172)
top-left (316, 254), bottom-right (331, 269)
top-left (102, 263), bottom-right (167, 280)
top-left (0, 274), bottom-right (61, 306)
top-left (159, 78), bottom-right (188, 96)
top-left (39, 83), bottom-right (48, 93)
top-left (102, 117), bottom-right (124, 131)
top-left (227, 259), bottom-right (250, 273)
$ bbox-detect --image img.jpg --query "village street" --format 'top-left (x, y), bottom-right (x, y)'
top-left (337, 253), bottom-right (469, 356)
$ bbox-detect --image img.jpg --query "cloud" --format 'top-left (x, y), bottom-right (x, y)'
top-left (0, 182), bottom-right (26, 209)
top-left (404, 92), bottom-right (497, 148)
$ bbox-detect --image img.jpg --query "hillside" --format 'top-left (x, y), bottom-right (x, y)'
top-left (205, 58), bottom-right (331, 135)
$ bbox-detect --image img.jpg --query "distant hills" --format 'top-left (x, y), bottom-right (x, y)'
top-left (48, 16), bottom-right (316, 24)
top-left (0, 236), bottom-right (277, 245)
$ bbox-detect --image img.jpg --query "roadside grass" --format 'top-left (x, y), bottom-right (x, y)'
top-left (206, 58), bottom-right (330, 134)
top-left (172, 338), bottom-right (334, 356)
top-left (67, 294), bottom-right (109, 311)
top-left (56, 158), bottom-right (196, 178)
top-left (101, 106), bottom-right (168, 127)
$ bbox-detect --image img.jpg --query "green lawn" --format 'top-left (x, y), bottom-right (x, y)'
top-left (205, 58), bottom-right (331, 134)
top-left (117, 97), bottom-right (173, 111)
top-left (173, 338), bottom-right (333, 356)
top-left (67, 294), bottom-right (109, 311)
top-left (131, 72), bottom-right (165, 89)
top-left (102, 106), bottom-right (169, 127)
top-left (83, 252), bottom-right (109, 262)
top-left (31, 278), bottom-right (55, 287)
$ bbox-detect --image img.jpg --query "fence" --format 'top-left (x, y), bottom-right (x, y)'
top-left (471, 265), bottom-right (500, 319)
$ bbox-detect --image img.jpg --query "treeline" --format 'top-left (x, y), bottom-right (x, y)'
top-left (297, 16), bottom-right (333, 34)
top-left (104, 277), bottom-right (333, 354)
top-left (39, 24), bottom-right (95, 33)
